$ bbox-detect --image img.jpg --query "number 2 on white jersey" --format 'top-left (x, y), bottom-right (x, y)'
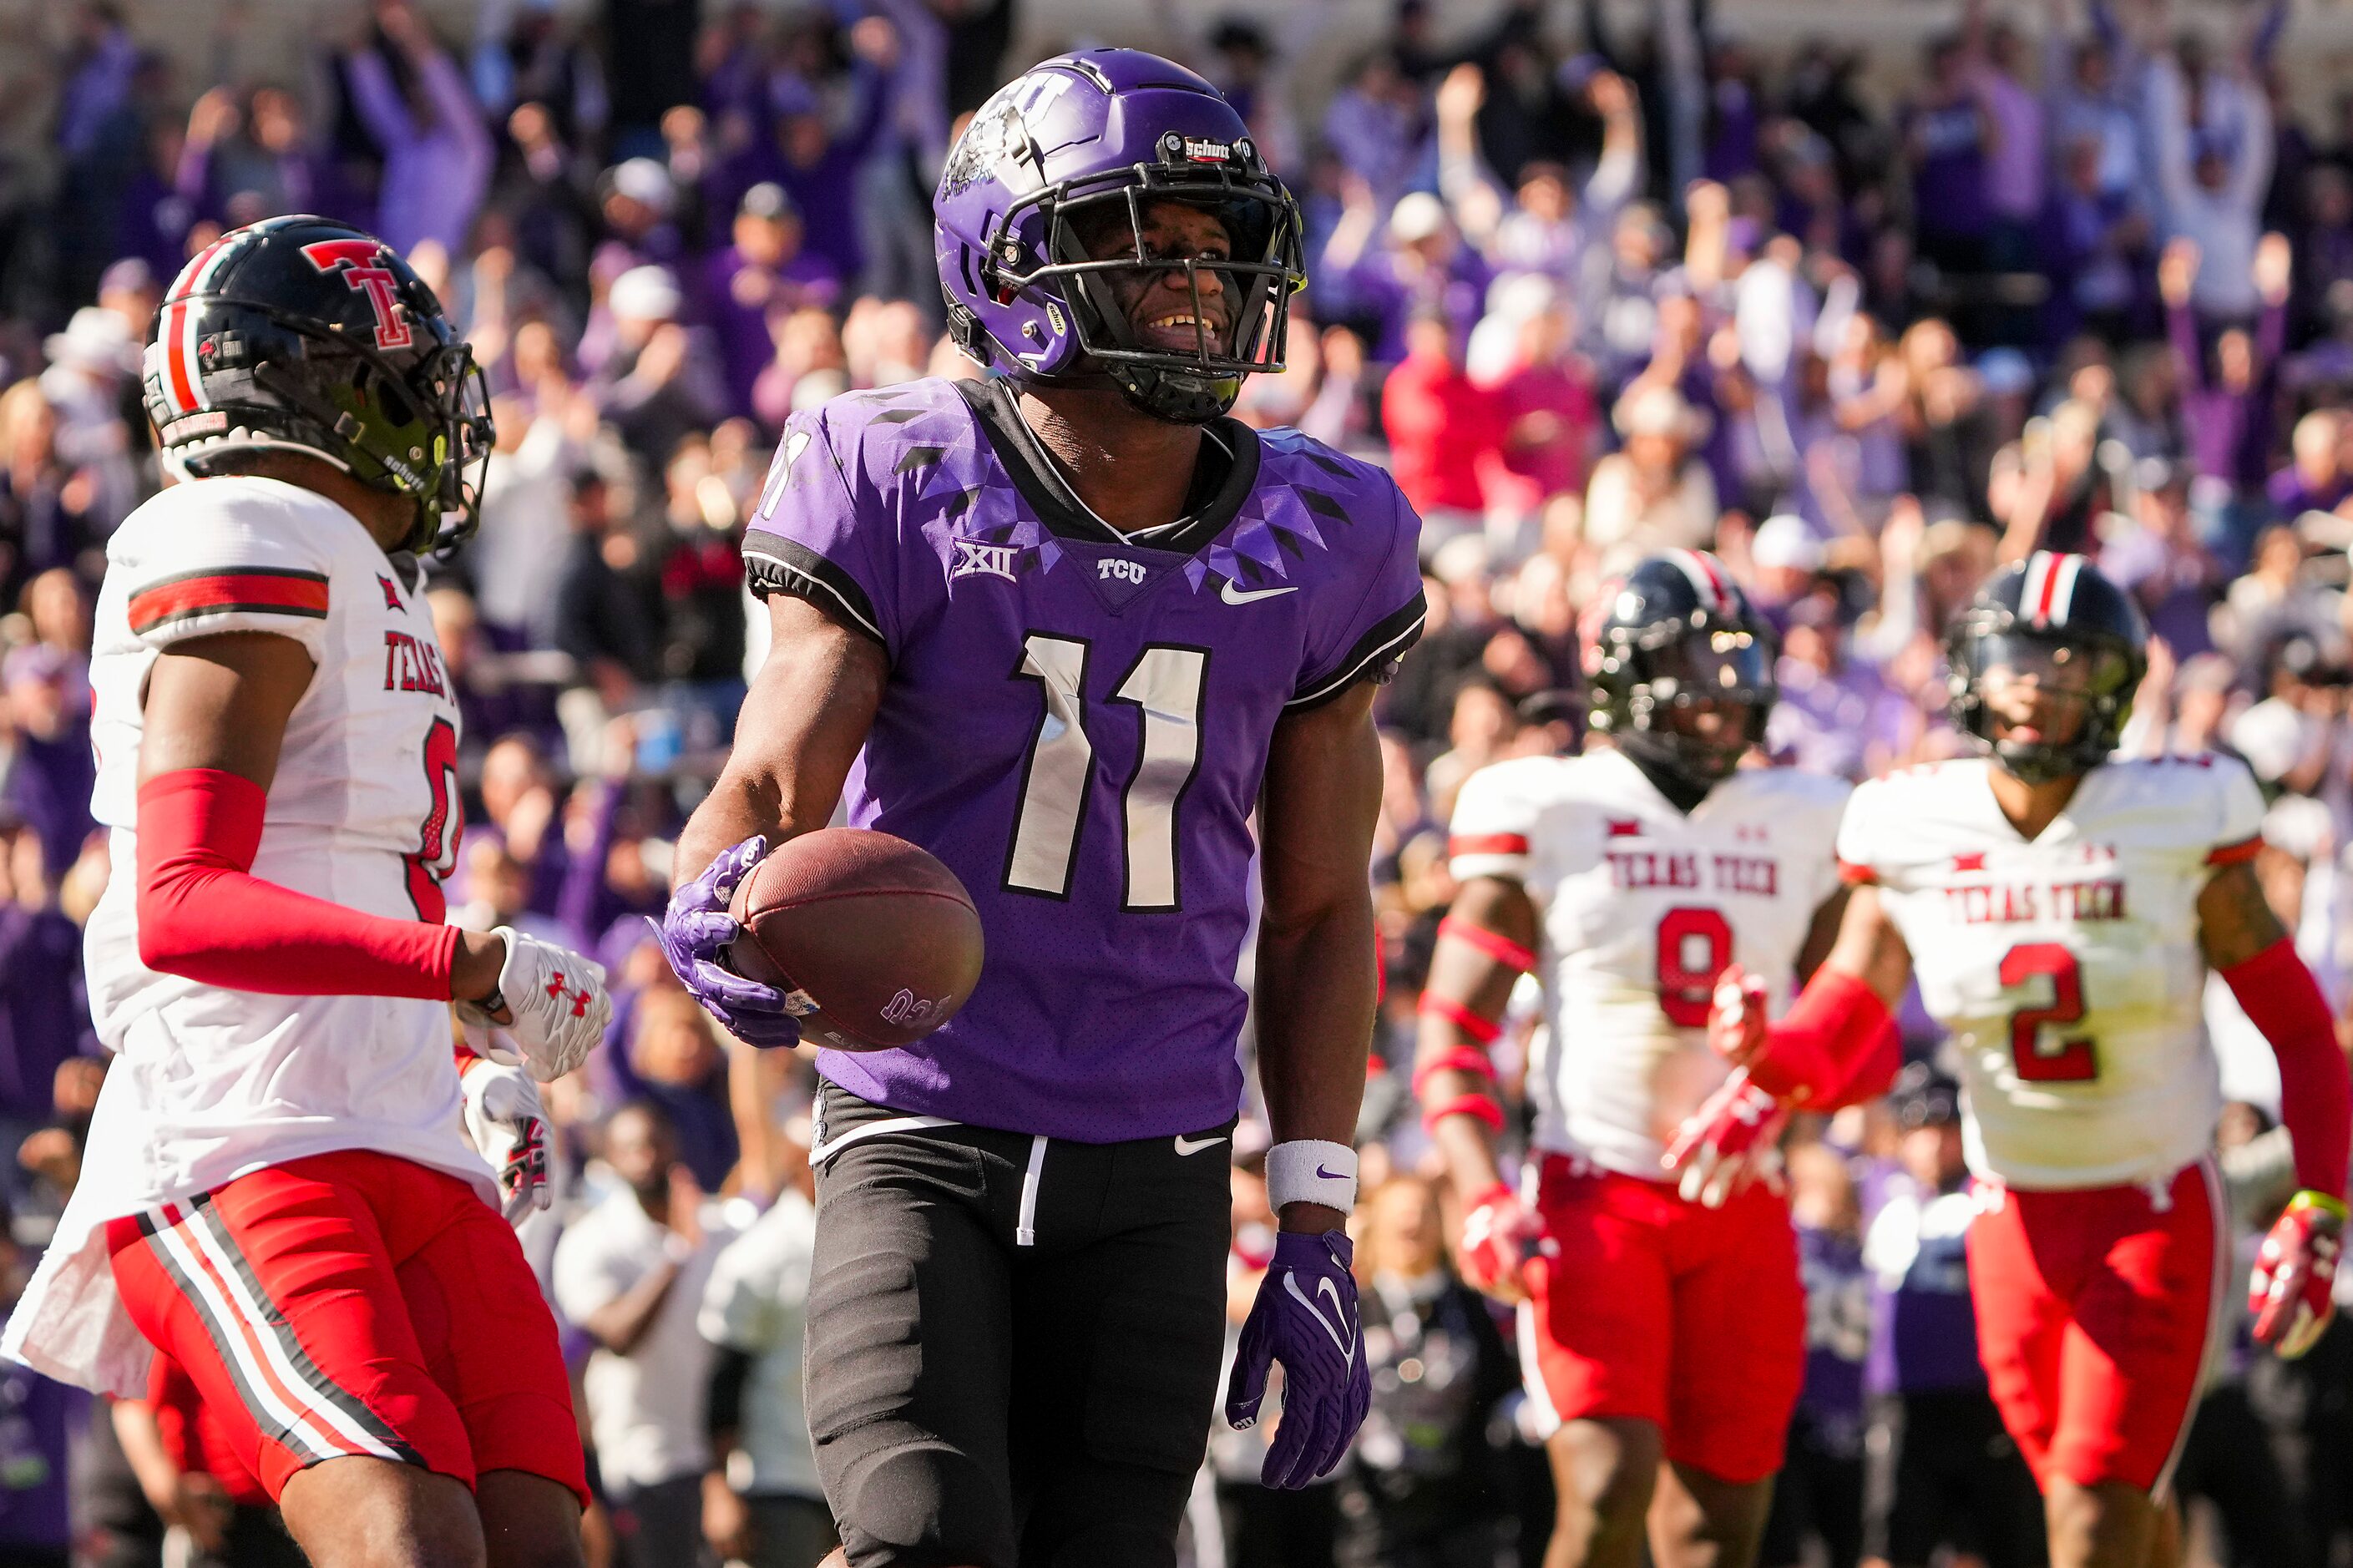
top-left (1005, 633), bottom-right (1207, 911)
top-left (2000, 941), bottom-right (2098, 1082)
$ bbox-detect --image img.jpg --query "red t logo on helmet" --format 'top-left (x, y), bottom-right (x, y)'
top-left (300, 239), bottom-right (413, 351)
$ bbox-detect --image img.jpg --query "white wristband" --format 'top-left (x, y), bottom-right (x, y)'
top-left (1267, 1140), bottom-right (1359, 1215)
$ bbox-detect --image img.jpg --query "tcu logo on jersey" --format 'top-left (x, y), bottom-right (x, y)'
top-left (300, 239), bottom-right (412, 350)
top-left (1098, 558), bottom-right (1146, 584)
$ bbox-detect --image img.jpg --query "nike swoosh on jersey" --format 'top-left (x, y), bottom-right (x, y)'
top-left (1174, 1134), bottom-right (1228, 1156)
top-left (1220, 579), bottom-right (1298, 605)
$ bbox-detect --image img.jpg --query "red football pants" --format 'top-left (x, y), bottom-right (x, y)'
top-left (1966, 1157), bottom-right (2226, 1495)
top-left (1519, 1156), bottom-right (1806, 1484)
top-left (107, 1149), bottom-right (586, 1506)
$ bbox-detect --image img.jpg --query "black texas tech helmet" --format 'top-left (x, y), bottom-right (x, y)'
top-left (1946, 550), bottom-right (2147, 785)
top-left (143, 216), bottom-right (493, 555)
top-left (1583, 549), bottom-right (1779, 796)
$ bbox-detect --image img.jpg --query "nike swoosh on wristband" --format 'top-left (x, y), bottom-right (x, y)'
top-left (1220, 579), bottom-right (1298, 605)
top-left (1315, 1165), bottom-right (1348, 1181)
top-left (1174, 1134), bottom-right (1228, 1156)
top-left (1283, 1272), bottom-right (1357, 1360)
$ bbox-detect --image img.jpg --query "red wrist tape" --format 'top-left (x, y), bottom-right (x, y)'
top-left (1746, 969), bottom-right (1893, 1104)
top-left (1438, 917), bottom-right (1537, 974)
top-left (1419, 992), bottom-right (1503, 1044)
top-left (2223, 938), bottom-right (2350, 1197)
top-left (137, 769), bottom-right (457, 999)
top-left (1421, 1092), bottom-right (1505, 1135)
top-left (1412, 1046), bottom-right (1498, 1098)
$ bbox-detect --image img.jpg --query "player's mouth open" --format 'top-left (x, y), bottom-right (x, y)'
top-left (1138, 310), bottom-right (1224, 353)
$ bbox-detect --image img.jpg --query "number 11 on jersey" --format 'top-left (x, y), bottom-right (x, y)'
top-left (1005, 632), bottom-right (1208, 911)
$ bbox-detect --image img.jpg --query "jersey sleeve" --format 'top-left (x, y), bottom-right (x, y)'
top-left (1449, 761), bottom-right (1538, 883)
top-left (1833, 776), bottom-right (1891, 887)
top-left (1789, 775), bottom-right (1857, 911)
top-left (2205, 754), bottom-right (2269, 867)
top-left (741, 402), bottom-right (903, 658)
top-left (1288, 473), bottom-right (1427, 711)
top-left (110, 490), bottom-right (336, 658)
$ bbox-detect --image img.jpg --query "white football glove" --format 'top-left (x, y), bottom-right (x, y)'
top-left (458, 1055), bottom-right (552, 1225)
top-left (454, 927), bottom-right (611, 1084)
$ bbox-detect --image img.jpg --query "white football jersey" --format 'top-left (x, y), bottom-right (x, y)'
top-left (1450, 748), bottom-right (1850, 1177)
top-left (1839, 755), bottom-right (2264, 1191)
top-left (4, 474), bottom-right (486, 1398)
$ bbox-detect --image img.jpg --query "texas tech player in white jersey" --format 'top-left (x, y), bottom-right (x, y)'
top-left (1421, 550), bottom-right (1857, 1566)
top-left (6, 473), bottom-right (479, 1394)
top-left (1712, 552), bottom-right (2352, 1553)
top-left (1839, 751), bottom-right (2262, 1188)
top-left (1452, 748), bottom-right (1849, 1172)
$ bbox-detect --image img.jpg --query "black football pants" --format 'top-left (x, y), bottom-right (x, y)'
top-left (805, 1083), bottom-right (1235, 1568)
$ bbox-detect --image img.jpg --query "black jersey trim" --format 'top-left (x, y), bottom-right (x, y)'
top-left (742, 530), bottom-right (887, 647)
top-left (953, 377), bottom-right (1263, 556)
top-left (1288, 592), bottom-right (1428, 711)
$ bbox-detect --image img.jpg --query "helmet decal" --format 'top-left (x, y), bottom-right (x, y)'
top-left (299, 238), bottom-right (413, 350)
top-left (155, 238), bottom-right (239, 417)
top-left (2019, 549), bottom-right (2084, 629)
top-left (1666, 547), bottom-right (1736, 614)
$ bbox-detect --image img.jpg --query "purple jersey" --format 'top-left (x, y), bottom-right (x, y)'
top-left (742, 377), bottom-right (1425, 1140)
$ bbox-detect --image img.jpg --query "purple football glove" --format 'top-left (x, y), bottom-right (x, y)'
top-left (1224, 1229), bottom-right (1372, 1489)
top-left (655, 836), bottom-right (802, 1050)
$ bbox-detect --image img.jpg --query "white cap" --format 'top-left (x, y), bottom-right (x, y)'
top-left (44, 306), bottom-right (137, 375)
top-left (1751, 513), bottom-right (1826, 572)
top-left (608, 265), bottom-right (681, 323)
top-left (1389, 190), bottom-right (1450, 245)
top-left (2230, 697), bottom-right (2316, 786)
top-left (605, 157), bottom-right (675, 215)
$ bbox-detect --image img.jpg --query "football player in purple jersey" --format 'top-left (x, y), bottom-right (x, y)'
top-left (658, 50), bottom-right (1425, 1568)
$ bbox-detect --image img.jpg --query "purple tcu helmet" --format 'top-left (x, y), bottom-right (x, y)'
top-left (934, 48), bottom-right (1305, 424)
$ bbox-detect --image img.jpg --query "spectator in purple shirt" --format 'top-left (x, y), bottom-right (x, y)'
top-left (2270, 409), bottom-right (2353, 521)
top-left (2163, 231), bottom-right (2290, 565)
top-left (1901, 36), bottom-right (1996, 277)
top-left (53, 3), bottom-right (144, 302)
top-left (2040, 132), bottom-right (2153, 344)
top-left (1860, 1068), bottom-right (2044, 1568)
top-left (342, 1), bottom-right (494, 259)
top-left (2103, 458), bottom-right (2220, 659)
top-left (2, 645), bottom-right (96, 884)
top-left (175, 87), bottom-right (342, 233)
top-left (698, 183), bottom-right (839, 421)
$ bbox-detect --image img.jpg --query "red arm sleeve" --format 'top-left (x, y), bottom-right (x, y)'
top-left (1744, 969), bottom-right (1896, 1106)
top-left (1815, 1013), bottom-right (1902, 1111)
top-left (2221, 938), bottom-right (2351, 1197)
top-left (137, 769), bottom-right (458, 999)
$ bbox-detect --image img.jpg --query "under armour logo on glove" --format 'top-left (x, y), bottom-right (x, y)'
top-left (458, 1055), bottom-right (554, 1226)
top-left (1225, 1230), bottom-right (1372, 1490)
top-left (456, 928), bottom-right (611, 1084)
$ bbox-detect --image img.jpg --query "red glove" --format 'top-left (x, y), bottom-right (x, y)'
top-left (1458, 1182), bottom-right (1542, 1302)
top-left (1662, 1070), bottom-right (1789, 1209)
top-left (2252, 1190), bottom-right (2347, 1359)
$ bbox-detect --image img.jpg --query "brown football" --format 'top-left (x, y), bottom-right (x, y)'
top-left (725, 827), bottom-right (984, 1051)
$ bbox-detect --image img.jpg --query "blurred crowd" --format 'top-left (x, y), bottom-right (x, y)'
top-left (11, 0), bottom-right (2353, 1565)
